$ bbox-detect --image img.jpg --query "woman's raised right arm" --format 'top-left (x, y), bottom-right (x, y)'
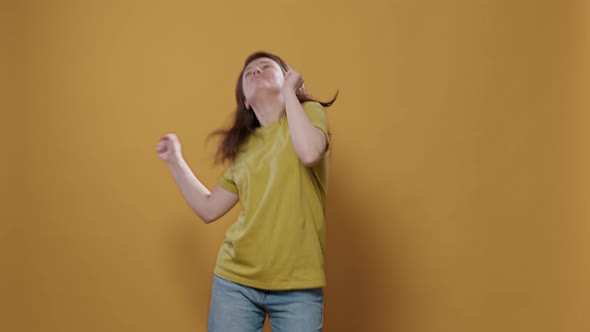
top-left (156, 134), bottom-right (238, 223)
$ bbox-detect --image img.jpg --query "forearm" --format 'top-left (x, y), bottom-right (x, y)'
top-left (166, 158), bottom-right (212, 219)
top-left (284, 92), bottom-right (326, 164)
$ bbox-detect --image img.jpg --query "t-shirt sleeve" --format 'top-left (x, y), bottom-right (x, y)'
top-left (218, 166), bottom-right (239, 194)
top-left (302, 101), bottom-right (331, 150)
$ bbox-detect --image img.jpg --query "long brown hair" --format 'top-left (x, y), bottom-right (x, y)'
top-left (209, 51), bottom-right (338, 164)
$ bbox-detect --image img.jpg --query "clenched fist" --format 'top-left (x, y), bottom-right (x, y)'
top-left (155, 133), bottom-right (183, 163)
top-left (280, 69), bottom-right (304, 97)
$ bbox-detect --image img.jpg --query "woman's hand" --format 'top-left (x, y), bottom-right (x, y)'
top-left (281, 69), bottom-right (304, 97)
top-left (156, 133), bottom-right (183, 163)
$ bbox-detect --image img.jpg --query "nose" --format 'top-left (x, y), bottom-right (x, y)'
top-left (252, 66), bottom-right (262, 75)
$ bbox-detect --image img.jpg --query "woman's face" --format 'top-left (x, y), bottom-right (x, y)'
top-left (242, 57), bottom-right (285, 102)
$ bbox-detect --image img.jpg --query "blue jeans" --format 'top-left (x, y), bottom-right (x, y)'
top-left (208, 274), bottom-right (324, 332)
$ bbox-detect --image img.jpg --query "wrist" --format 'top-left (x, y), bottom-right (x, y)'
top-left (166, 156), bottom-right (185, 167)
top-left (281, 88), bottom-right (297, 100)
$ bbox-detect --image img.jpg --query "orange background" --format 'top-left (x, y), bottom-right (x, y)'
top-left (2, 1), bottom-right (589, 331)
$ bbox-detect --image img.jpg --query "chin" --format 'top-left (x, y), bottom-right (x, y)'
top-left (253, 84), bottom-right (281, 95)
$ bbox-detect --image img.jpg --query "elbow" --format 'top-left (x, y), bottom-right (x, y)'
top-left (194, 206), bottom-right (217, 224)
top-left (297, 135), bottom-right (327, 167)
top-left (299, 150), bottom-right (322, 167)
top-left (199, 214), bottom-right (214, 224)
top-left (193, 194), bottom-right (217, 224)
top-left (198, 212), bottom-right (217, 224)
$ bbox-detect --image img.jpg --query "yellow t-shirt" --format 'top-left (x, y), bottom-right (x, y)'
top-left (215, 101), bottom-right (330, 290)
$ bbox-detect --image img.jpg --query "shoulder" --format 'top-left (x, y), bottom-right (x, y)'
top-left (302, 101), bottom-right (324, 110)
top-left (302, 101), bottom-right (327, 117)
top-left (301, 101), bottom-right (328, 125)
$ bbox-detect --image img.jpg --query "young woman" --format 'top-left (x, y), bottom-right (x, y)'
top-left (155, 51), bottom-right (336, 331)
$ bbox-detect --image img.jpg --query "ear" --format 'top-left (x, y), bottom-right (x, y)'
top-left (244, 99), bottom-right (250, 109)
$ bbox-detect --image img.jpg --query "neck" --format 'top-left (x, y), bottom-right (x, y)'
top-left (250, 93), bottom-right (286, 127)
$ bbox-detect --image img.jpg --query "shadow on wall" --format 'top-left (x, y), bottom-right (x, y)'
top-left (323, 158), bottom-right (408, 331)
